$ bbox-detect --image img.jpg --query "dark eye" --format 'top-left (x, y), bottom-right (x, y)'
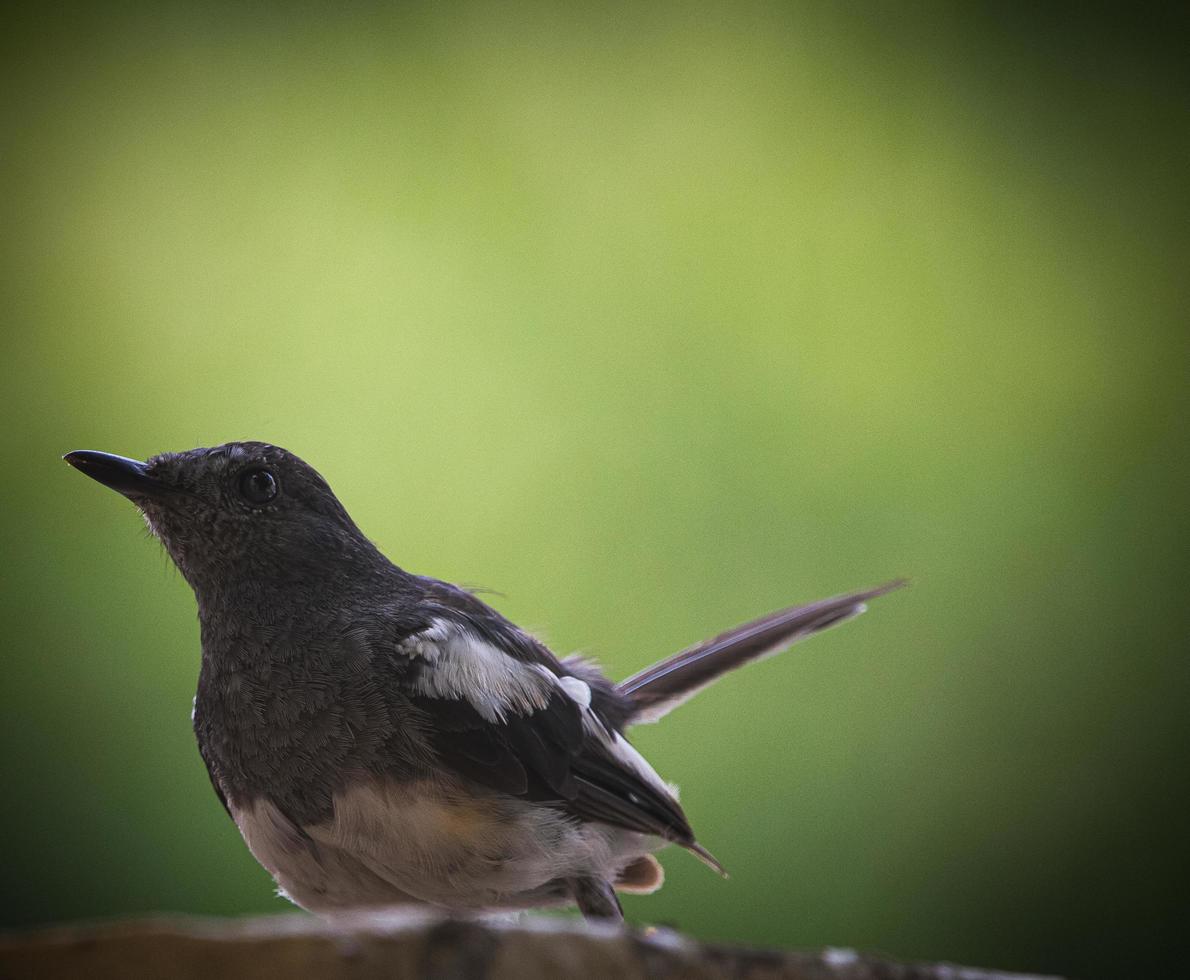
top-left (239, 467), bottom-right (278, 505)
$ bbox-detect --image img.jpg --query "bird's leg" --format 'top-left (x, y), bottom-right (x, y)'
top-left (567, 876), bottom-right (624, 922)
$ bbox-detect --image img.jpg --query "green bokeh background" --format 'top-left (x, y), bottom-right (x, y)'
top-left (2, 4), bottom-right (1186, 979)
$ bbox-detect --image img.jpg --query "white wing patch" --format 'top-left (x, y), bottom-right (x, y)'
top-left (557, 674), bottom-right (592, 709)
top-left (603, 727), bottom-right (674, 798)
top-left (399, 618), bottom-right (679, 824)
top-left (399, 618), bottom-right (556, 722)
top-left (567, 684), bottom-right (675, 800)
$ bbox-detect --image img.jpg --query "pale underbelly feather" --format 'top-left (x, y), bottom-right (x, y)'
top-left (232, 777), bottom-right (655, 913)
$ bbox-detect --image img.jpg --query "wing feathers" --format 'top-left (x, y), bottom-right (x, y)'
top-left (400, 622), bottom-right (707, 860)
top-left (394, 576), bottom-right (900, 877)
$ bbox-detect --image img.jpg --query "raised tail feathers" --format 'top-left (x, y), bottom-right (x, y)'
top-left (617, 580), bottom-right (905, 725)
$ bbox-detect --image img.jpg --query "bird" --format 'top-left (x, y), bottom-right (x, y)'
top-left (64, 441), bottom-right (902, 923)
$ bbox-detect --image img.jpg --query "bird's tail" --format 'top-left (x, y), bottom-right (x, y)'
top-left (616, 580), bottom-right (905, 725)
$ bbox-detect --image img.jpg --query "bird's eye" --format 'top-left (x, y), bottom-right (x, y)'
top-left (239, 467), bottom-right (278, 505)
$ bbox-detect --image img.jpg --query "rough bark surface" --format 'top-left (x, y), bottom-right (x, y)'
top-left (0, 912), bottom-right (1062, 980)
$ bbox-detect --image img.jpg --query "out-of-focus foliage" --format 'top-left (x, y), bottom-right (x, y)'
top-left (2, 5), bottom-right (1186, 980)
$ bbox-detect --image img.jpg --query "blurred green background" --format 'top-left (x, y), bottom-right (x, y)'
top-left (2, 3), bottom-right (1186, 978)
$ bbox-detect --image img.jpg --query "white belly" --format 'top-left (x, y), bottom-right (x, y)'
top-left (231, 776), bottom-right (657, 913)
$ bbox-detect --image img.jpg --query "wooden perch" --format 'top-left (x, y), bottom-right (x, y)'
top-left (0, 911), bottom-right (1062, 980)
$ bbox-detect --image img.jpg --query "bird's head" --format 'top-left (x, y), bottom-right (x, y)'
top-left (64, 442), bottom-right (381, 596)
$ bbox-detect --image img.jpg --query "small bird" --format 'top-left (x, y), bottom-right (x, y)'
top-left (65, 442), bottom-right (901, 922)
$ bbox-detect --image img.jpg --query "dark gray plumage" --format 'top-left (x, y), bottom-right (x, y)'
top-left (64, 442), bottom-right (902, 921)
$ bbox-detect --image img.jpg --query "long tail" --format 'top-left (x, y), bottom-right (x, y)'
top-left (617, 580), bottom-right (906, 725)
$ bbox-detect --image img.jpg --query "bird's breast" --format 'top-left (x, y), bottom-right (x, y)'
top-left (193, 648), bottom-right (419, 825)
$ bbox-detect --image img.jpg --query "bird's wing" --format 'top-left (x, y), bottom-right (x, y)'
top-left (393, 578), bottom-right (714, 865)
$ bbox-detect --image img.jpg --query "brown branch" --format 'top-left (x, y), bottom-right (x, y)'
top-left (0, 911), bottom-right (1063, 980)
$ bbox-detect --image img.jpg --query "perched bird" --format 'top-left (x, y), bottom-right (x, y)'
top-left (64, 442), bottom-right (901, 922)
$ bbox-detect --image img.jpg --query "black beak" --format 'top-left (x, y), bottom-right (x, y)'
top-left (63, 450), bottom-right (169, 499)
